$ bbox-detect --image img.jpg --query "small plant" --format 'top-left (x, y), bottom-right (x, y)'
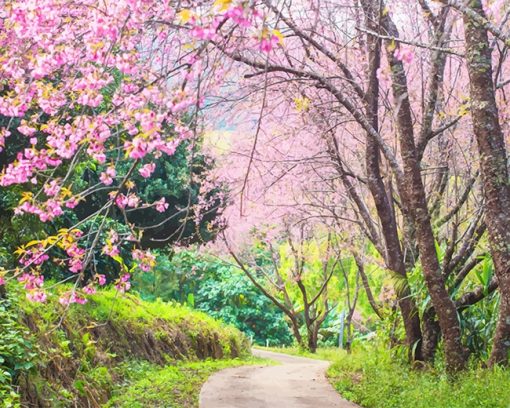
top-left (0, 296), bottom-right (36, 406)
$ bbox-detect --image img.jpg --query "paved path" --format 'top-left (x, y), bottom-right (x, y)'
top-left (199, 348), bottom-right (359, 408)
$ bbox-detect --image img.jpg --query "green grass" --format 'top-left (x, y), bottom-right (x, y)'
top-left (7, 284), bottom-right (250, 406)
top-left (265, 345), bottom-right (510, 408)
top-left (259, 346), bottom-right (340, 361)
top-left (106, 357), bottom-right (268, 408)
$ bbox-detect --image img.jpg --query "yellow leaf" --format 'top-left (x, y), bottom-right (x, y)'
top-left (25, 240), bottom-right (41, 248)
top-left (458, 102), bottom-right (470, 117)
top-left (19, 191), bottom-right (33, 204)
top-left (90, 41), bottom-right (104, 52)
top-left (213, 0), bottom-right (232, 11)
top-left (294, 96), bottom-right (310, 112)
top-left (60, 187), bottom-right (73, 199)
top-left (46, 236), bottom-right (58, 246)
top-left (272, 29), bottom-right (284, 45)
top-left (177, 9), bottom-right (193, 24)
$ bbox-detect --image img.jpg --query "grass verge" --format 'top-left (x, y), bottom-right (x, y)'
top-left (106, 357), bottom-right (268, 408)
top-left (264, 345), bottom-right (510, 408)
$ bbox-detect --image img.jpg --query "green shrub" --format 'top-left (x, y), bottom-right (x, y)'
top-left (0, 295), bottom-right (36, 407)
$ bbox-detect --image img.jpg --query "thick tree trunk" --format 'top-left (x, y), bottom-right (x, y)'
top-left (361, 0), bottom-right (423, 362)
top-left (382, 9), bottom-right (466, 372)
top-left (462, 0), bottom-right (510, 366)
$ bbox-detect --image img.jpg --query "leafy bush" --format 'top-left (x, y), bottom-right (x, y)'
top-left (133, 250), bottom-right (293, 346)
top-left (0, 295), bottom-right (36, 407)
top-left (195, 267), bottom-right (294, 346)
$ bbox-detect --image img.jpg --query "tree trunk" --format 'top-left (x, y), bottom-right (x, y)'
top-left (361, 0), bottom-right (423, 362)
top-left (382, 8), bottom-right (466, 372)
top-left (354, 254), bottom-right (383, 320)
top-left (307, 326), bottom-right (318, 353)
top-left (462, 0), bottom-right (510, 366)
top-left (290, 316), bottom-right (304, 349)
top-left (421, 307), bottom-right (441, 362)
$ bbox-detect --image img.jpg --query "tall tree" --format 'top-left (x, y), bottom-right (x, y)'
top-left (461, 0), bottom-right (510, 366)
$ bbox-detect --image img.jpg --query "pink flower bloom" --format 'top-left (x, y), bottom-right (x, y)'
top-left (394, 47), bottom-right (414, 64)
top-left (27, 290), bottom-right (47, 303)
top-left (226, 6), bottom-right (251, 27)
top-left (100, 165), bottom-right (117, 185)
top-left (44, 180), bottom-right (61, 197)
top-left (115, 273), bottom-right (131, 293)
top-left (114, 193), bottom-right (128, 209)
top-left (18, 124), bottom-right (37, 136)
top-left (102, 243), bottom-right (120, 257)
top-left (97, 274), bottom-right (107, 286)
top-left (65, 197), bottom-right (79, 208)
top-left (0, 276), bottom-right (5, 286)
top-left (125, 137), bottom-right (148, 159)
top-left (154, 197), bottom-right (169, 213)
top-left (139, 162), bottom-right (156, 178)
top-left (83, 285), bottom-right (96, 295)
top-left (126, 193), bottom-right (140, 208)
top-left (260, 35), bottom-right (279, 53)
top-left (132, 249), bottom-right (156, 272)
top-left (100, 172), bottom-right (113, 185)
top-left (59, 291), bottom-right (87, 305)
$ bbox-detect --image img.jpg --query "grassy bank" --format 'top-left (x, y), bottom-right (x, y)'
top-left (106, 357), bottom-right (265, 408)
top-left (263, 345), bottom-right (510, 408)
top-left (1, 284), bottom-right (250, 407)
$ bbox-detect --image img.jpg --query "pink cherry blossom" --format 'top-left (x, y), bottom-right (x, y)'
top-left (139, 163), bottom-right (156, 178)
top-left (96, 274), bottom-right (107, 286)
top-left (154, 197), bottom-right (169, 213)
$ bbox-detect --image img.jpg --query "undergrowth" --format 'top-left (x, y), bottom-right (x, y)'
top-left (265, 345), bottom-right (510, 408)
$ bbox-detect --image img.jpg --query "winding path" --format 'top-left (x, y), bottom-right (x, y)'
top-left (199, 349), bottom-right (359, 408)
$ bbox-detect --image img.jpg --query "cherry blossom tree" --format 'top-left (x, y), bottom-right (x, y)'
top-left (0, 0), bottom-right (262, 304)
top-left (201, 0), bottom-right (510, 370)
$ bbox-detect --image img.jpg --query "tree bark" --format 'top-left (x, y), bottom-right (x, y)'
top-left (421, 307), bottom-right (441, 362)
top-left (462, 0), bottom-right (510, 366)
top-left (361, 0), bottom-right (424, 362)
top-left (354, 254), bottom-right (383, 320)
top-left (381, 7), bottom-right (466, 372)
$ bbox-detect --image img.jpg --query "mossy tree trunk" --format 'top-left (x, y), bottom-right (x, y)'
top-left (462, 0), bottom-right (510, 367)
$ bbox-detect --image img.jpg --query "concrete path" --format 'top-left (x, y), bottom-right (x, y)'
top-left (199, 348), bottom-right (359, 408)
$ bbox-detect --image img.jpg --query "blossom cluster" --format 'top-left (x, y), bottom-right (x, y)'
top-left (0, 0), bottom-right (278, 302)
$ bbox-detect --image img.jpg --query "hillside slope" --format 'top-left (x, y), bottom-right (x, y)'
top-left (0, 286), bottom-right (249, 407)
